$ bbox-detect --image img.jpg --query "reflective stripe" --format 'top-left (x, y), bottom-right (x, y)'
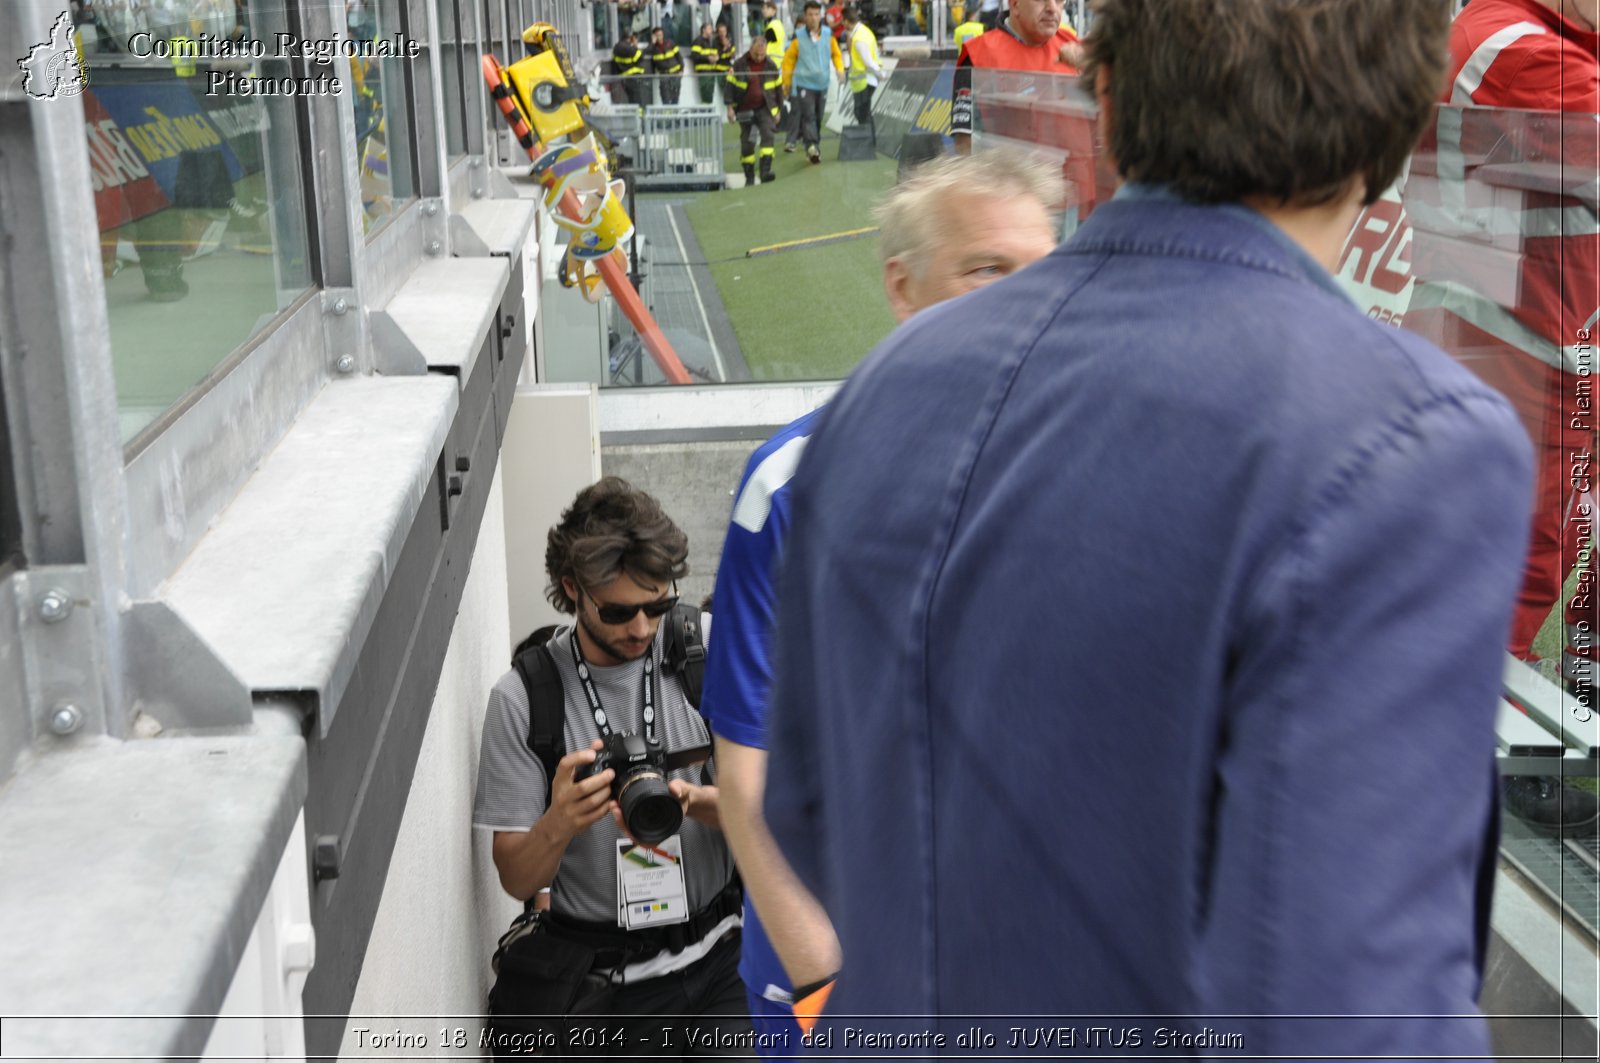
top-left (1440, 25), bottom-right (1546, 214)
top-left (760, 147), bottom-right (775, 157)
top-left (1451, 22), bottom-right (1547, 105)
top-left (1435, 21), bottom-right (1590, 247)
top-left (1410, 280), bottom-right (1591, 374)
top-left (742, 153), bottom-right (756, 163)
top-left (732, 437), bottom-right (810, 532)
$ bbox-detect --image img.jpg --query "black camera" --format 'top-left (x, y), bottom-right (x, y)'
top-left (576, 732), bottom-right (710, 844)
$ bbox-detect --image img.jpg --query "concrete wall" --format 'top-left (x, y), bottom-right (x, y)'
top-left (602, 440), bottom-right (762, 608)
top-left (337, 467), bottom-right (520, 1057)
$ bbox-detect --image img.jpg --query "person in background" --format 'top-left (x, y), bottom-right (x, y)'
top-left (1406, 0), bottom-right (1600, 834)
top-left (691, 18), bottom-right (722, 104)
top-left (650, 24), bottom-right (684, 105)
top-left (953, 0), bottom-right (1084, 160)
top-left (840, 7), bottom-right (883, 130)
top-left (727, 34), bottom-right (784, 185)
top-left (762, 1), bottom-right (1532, 1056)
top-left (610, 28), bottom-right (646, 104)
top-left (716, 21), bottom-right (739, 86)
top-left (780, 1), bottom-right (845, 164)
top-left (707, 146), bottom-right (1061, 1056)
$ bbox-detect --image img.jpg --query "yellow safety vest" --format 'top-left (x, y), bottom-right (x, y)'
top-left (169, 35), bottom-right (198, 77)
top-left (766, 18), bottom-right (787, 58)
top-left (954, 21), bottom-right (985, 51)
top-left (847, 25), bottom-right (880, 93)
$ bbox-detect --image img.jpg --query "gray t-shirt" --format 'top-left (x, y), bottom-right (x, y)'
top-left (474, 625), bottom-right (735, 925)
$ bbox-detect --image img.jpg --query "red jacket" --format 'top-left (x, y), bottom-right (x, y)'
top-left (952, 22), bottom-right (1106, 218)
top-left (1407, 0), bottom-right (1599, 423)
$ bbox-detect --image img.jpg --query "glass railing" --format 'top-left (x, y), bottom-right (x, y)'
top-left (436, 0), bottom-right (470, 159)
top-left (352, 0), bottom-right (417, 231)
top-left (76, 0), bottom-right (313, 447)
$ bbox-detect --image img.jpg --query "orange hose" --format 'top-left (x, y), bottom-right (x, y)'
top-left (483, 55), bottom-right (691, 385)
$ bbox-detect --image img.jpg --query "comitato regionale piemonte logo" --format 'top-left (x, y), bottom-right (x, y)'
top-left (18, 11), bottom-right (87, 100)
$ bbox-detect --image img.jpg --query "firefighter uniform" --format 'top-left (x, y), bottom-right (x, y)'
top-left (651, 34), bottom-right (684, 105)
top-left (691, 29), bottom-right (721, 105)
top-left (727, 52), bottom-right (783, 184)
top-left (611, 36), bottom-right (646, 104)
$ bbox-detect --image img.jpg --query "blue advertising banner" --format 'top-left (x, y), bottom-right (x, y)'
top-left (91, 82), bottom-right (245, 207)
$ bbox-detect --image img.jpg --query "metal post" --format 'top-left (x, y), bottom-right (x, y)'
top-left (931, 0), bottom-right (947, 49)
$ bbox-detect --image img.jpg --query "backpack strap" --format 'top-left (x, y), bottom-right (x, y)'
top-left (660, 602), bottom-right (706, 710)
top-left (513, 641), bottom-right (566, 798)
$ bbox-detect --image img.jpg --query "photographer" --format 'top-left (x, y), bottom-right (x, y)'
top-left (474, 477), bottom-right (748, 1056)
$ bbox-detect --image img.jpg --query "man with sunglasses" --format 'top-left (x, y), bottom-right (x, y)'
top-left (474, 477), bottom-right (750, 1053)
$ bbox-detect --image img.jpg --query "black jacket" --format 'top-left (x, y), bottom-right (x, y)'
top-left (726, 55), bottom-right (781, 112)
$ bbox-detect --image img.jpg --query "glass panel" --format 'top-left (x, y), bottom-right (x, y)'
top-left (437, 0), bottom-right (469, 158)
top-left (0, 369), bottom-right (20, 570)
top-left (961, 64), bottom-right (1600, 1000)
top-left (350, 0), bottom-right (417, 231)
top-left (74, 1), bottom-right (313, 446)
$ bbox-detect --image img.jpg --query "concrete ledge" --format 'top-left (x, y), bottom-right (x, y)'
top-left (0, 726), bottom-right (307, 1058)
top-left (598, 381), bottom-right (838, 443)
top-left (371, 257), bottom-right (510, 381)
top-left (451, 199), bottom-right (536, 258)
top-left (163, 376), bottom-right (457, 733)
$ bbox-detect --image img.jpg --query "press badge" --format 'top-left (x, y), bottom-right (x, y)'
top-left (615, 836), bottom-right (689, 929)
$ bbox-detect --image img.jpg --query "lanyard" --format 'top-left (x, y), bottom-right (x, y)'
top-left (569, 629), bottom-right (657, 744)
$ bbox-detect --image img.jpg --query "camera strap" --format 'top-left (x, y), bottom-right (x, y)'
top-left (569, 631), bottom-right (658, 745)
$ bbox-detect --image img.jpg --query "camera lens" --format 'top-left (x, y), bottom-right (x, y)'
top-left (616, 770), bottom-right (682, 844)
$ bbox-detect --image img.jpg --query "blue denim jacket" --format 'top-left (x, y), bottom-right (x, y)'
top-left (764, 193), bottom-right (1532, 1056)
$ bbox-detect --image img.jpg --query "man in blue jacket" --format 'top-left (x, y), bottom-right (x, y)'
top-left (763, 0), bottom-right (1534, 1056)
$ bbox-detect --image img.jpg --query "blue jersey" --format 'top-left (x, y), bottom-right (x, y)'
top-left (701, 407), bottom-right (824, 1007)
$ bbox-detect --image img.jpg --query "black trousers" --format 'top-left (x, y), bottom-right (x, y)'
top-left (852, 85), bottom-right (875, 125)
top-left (738, 107), bottom-right (777, 169)
top-left (573, 931), bottom-right (752, 1058)
top-left (793, 87), bottom-right (826, 147)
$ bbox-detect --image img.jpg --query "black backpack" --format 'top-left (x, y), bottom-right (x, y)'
top-left (510, 603), bottom-right (708, 795)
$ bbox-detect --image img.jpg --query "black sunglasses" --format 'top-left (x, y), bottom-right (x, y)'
top-left (586, 592), bottom-right (680, 625)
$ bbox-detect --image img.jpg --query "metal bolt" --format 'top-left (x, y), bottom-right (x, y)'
top-left (37, 589), bottom-right (73, 624)
top-left (49, 703), bottom-right (82, 736)
top-left (423, 201), bottom-right (439, 217)
top-left (331, 297), bottom-right (349, 316)
top-left (470, 158), bottom-right (482, 169)
top-left (335, 354), bottom-right (356, 375)
top-left (472, 187), bottom-right (486, 199)
top-left (426, 240), bottom-right (443, 256)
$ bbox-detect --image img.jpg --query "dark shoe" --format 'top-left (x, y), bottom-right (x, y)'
top-left (760, 165), bottom-right (775, 184)
top-left (1504, 776), bottom-right (1600, 835)
top-left (742, 164), bottom-right (755, 185)
top-left (143, 267), bottom-right (188, 302)
top-left (807, 144), bottom-right (820, 164)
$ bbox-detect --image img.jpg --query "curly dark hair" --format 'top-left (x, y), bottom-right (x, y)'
top-left (544, 477), bottom-right (689, 615)
top-left (1080, 0), bottom-right (1450, 207)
